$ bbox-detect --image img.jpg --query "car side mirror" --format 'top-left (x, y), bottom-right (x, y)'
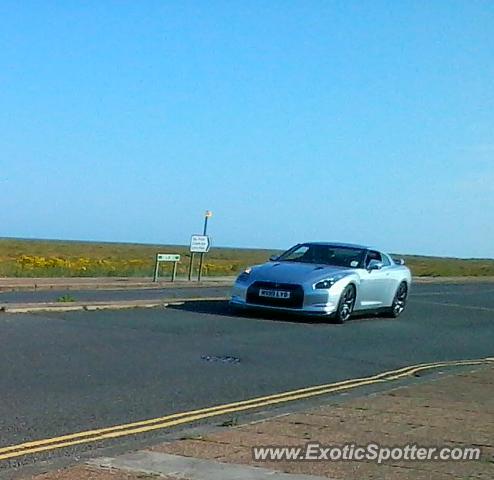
top-left (395, 258), bottom-right (405, 265)
top-left (269, 255), bottom-right (279, 261)
top-left (367, 260), bottom-right (383, 271)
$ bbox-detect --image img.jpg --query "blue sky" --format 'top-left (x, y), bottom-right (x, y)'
top-left (1, 1), bottom-right (493, 258)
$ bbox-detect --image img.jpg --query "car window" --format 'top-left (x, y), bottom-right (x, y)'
top-left (365, 250), bottom-right (382, 267)
top-left (380, 253), bottom-right (391, 267)
top-left (278, 244), bottom-right (365, 267)
top-left (280, 245), bottom-right (309, 261)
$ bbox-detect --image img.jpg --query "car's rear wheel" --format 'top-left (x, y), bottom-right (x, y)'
top-left (333, 284), bottom-right (356, 324)
top-left (386, 281), bottom-right (408, 318)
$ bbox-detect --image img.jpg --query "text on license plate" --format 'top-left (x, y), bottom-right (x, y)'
top-left (258, 289), bottom-right (291, 299)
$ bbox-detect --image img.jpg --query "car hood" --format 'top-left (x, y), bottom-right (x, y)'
top-left (250, 261), bottom-right (354, 284)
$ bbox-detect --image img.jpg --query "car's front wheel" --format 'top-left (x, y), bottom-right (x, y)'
top-left (386, 281), bottom-right (408, 318)
top-left (333, 284), bottom-right (356, 324)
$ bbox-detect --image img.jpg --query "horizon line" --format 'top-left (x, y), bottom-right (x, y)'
top-left (0, 236), bottom-right (493, 262)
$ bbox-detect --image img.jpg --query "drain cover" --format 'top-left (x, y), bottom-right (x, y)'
top-left (201, 355), bottom-right (241, 364)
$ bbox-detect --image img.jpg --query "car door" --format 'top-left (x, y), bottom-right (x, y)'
top-left (376, 253), bottom-right (396, 305)
top-left (356, 251), bottom-right (394, 309)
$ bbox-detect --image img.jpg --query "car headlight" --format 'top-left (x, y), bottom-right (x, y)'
top-left (237, 267), bottom-right (252, 282)
top-left (314, 279), bottom-right (335, 289)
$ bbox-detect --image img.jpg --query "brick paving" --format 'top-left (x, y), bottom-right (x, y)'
top-left (29, 366), bottom-right (494, 480)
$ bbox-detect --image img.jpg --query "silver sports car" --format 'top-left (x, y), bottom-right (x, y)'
top-left (230, 242), bottom-right (412, 323)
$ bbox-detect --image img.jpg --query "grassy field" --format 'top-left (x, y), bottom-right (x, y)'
top-left (1, 238), bottom-right (493, 278)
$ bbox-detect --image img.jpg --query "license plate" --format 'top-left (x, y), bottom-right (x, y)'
top-left (259, 289), bottom-right (291, 299)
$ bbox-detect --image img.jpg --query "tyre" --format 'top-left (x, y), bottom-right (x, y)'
top-left (386, 281), bottom-right (408, 318)
top-left (333, 284), bottom-right (356, 324)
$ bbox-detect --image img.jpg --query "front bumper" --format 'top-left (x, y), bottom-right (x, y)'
top-left (230, 281), bottom-right (339, 316)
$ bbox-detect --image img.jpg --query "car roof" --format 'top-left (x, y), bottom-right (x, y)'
top-left (302, 242), bottom-right (371, 250)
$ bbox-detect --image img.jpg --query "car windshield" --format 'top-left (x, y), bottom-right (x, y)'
top-left (277, 244), bottom-right (365, 268)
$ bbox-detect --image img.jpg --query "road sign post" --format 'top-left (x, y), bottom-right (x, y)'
top-left (153, 257), bottom-right (160, 283)
top-left (198, 212), bottom-right (209, 282)
top-left (188, 211), bottom-right (212, 282)
top-left (172, 260), bottom-right (178, 282)
top-left (187, 252), bottom-right (195, 281)
top-left (153, 254), bottom-right (181, 282)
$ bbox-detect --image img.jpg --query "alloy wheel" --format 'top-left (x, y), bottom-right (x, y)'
top-left (339, 286), bottom-right (355, 322)
top-left (393, 282), bottom-right (408, 316)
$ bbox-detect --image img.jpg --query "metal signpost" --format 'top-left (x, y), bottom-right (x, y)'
top-left (153, 253), bottom-right (181, 282)
top-left (187, 211), bottom-right (212, 282)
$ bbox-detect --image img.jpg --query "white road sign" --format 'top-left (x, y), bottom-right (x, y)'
top-left (190, 235), bottom-right (211, 253)
top-left (157, 254), bottom-right (181, 262)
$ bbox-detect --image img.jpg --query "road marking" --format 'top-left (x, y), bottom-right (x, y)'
top-left (1, 357), bottom-right (492, 461)
top-left (411, 299), bottom-right (494, 312)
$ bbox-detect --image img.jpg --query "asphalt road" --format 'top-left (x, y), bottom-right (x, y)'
top-left (1, 282), bottom-right (493, 471)
top-left (0, 286), bottom-right (230, 304)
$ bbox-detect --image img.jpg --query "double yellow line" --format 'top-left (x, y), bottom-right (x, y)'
top-left (1, 357), bottom-right (492, 462)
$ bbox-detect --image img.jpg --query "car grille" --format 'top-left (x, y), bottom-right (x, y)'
top-left (246, 281), bottom-right (304, 309)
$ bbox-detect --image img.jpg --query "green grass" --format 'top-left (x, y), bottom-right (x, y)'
top-left (397, 254), bottom-right (494, 277)
top-left (0, 237), bottom-right (493, 278)
top-left (57, 294), bottom-right (76, 303)
top-left (0, 238), bottom-right (276, 278)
